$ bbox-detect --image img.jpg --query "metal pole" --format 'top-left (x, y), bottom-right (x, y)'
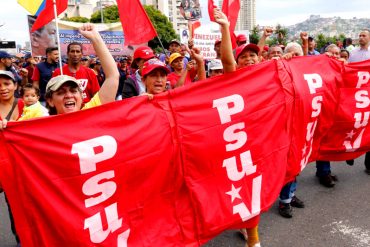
top-left (100, 0), bottom-right (104, 23)
top-left (156, 36), bottom-right (167, 58)
top-left (53, 0), bottom-right (64, 75)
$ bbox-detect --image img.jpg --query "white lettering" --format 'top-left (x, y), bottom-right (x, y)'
top-left (355, 90), bottom-right (370, 108)
top-left (84, 203), bottom-right (123, 243)
top-left (354, 112), bottom-right (370, 129)
top-left (311, 96), bottom-right (323, 117)
top-left (224, 122), bottom-right (247, 152)
top-left (72, 136), bottom-right (117, 174)
top-left (356, 72), bottom-right (370, 88)
top-left (83, 171), bottom-right (117, 208)
top-left (223, 150), bottom-right (256, 181)
top-left (213, 94), bottom-right (244, 124)
top-left (232, 175), bottom-right (261, 221)
top-left (304, 74), bottom-right (323, 94)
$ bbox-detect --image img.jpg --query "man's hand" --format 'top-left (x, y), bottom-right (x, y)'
top-left (79, 23), bottom-right (99, 40)
top-left (300, 32), bottom-right (308, 41)
top-left (263, 27), bottom-right (273, 38)
top-left (213, 8), bottom-right (229, 27)
top-left (190, 47), bottom-right (203, 62)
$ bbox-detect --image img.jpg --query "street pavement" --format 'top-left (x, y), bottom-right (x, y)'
top-left (1, 158), bottom-right (370, 247)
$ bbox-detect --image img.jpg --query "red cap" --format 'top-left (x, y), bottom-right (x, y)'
top-left (236, 34), bottom-right (247, 42)
top-left (132, 46), bottom-right (155, 69)
top-left (142, 58), bottom-right (170, 77)
top-left (263, 45), bottom-right (269, 52)
top-left (235, 43), bottom-right (260, 61)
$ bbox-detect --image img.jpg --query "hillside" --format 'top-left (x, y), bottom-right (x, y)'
top-left (287, 15), bottom-right (370, 39)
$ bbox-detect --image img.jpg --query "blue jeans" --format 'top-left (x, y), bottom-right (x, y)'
top-left (316, 160), bottom-right (331, 177)
top-left (279, 179), bottom-right (297, 203)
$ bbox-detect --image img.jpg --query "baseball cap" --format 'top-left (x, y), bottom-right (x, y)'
top-left (0, 51), bottom-right (12, 59)
top-left (81, 56), bottom-right (89, 61)
top-left (235, 43), bottom-right (260, 61)
top-left (169, 39), bottom-right (181, 46)
top-left (142, 59), bottom-right (170, 78)
top-left (0, 70), bottom-right (15, 81)
top-left (236, 34), bottom-right (247, 43)
top-left (169, 52), bottom-right (184, 65)
top-left (132, 46), bottom-right (155, 69)
top-left (24, 53), bottom-right (32, 60)
top-left (46, 75), bottom-right (80, 95)
top-left (208, 59), bottom-right (223, 70)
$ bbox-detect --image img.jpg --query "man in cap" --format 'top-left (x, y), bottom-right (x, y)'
top-left (0, 50), bottom-right (27, 86)
top-left (208, 59), bottom-right (223, 78)
top-left (52, 42), bottom-right (100, 104)
top-left (236, 34), bottom-right (247, 47)
top-left (122, 46), bottom-right (155, 99)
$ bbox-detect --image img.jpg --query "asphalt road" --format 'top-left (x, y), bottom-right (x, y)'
top-left (1, 158), bottom-right (370, 247)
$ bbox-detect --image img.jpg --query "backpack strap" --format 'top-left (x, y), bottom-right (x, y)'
top-left (5, 98), bottom-right (18, 121)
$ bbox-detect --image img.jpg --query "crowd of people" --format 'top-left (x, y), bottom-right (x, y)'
top-left (0, 8), bottom-right (369, 247)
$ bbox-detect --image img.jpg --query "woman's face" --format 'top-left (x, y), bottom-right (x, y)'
top-left (0, 77), bottom-right (16, 102)
top-left (237, 50), bottom-right (259, 68)
top-left (47, 83), bottom-right (83, 114)
top-left (144, 69), bottom-right (167, 95)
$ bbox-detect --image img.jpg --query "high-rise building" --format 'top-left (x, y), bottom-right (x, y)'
top-left (237, 0), bottom-right (256, 31)
top-left (218, 0), bottom-right (256, 31)
top-left (154, 0), bottom-right (187, 35)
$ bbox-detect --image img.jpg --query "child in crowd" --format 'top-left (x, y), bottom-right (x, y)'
top-left (18, 83), bottom-right (49, 120)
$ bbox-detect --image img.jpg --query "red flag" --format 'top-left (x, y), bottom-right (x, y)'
top-left (222, 0), bottom-right (240, 48)
top-left (116, 0), bottom-right (157, 45)
top-left (31, 0), bottom-right (67, 32)
top-left (208, 0), bottom-right (216, 22)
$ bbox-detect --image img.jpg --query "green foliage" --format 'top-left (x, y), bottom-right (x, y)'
top-left (249, 26), bottom-right (260, 44)
top-left (62, 16), bottom-right (90, 23)
top-left (90, 5), bottom-right (119, 23)
top-left (275, 24), bottom-right (288, 46)
top-left (143, 5), bottom-right (178, 51)
top-left (315, 33), bottom-right (347, 51)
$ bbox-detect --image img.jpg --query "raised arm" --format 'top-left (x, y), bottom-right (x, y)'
top-left (300, 32), bottom-right (308, 56)
top-left (213, 8), bottom-right (235, 73)
top-left (190, 47), bottom-right (206, 81)
top-left (79, 24), bottom-right (119, 104)
top-left (257, 27), bottom-right (273, 55)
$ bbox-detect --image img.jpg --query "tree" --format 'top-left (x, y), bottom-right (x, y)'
top-left (90, 5), bottom-right (119, 23)
top-left (274, 24), bottom-right (288, 45)
top-left (249, 26), bottom-right (260, 45)
top-left (62, 16), bottom-right (90, 23)
top-left (143, 5), bottom-right (178, 52)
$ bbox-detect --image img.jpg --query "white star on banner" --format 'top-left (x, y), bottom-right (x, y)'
top-left (346, 130), bottom-right (356, 139)
top-left (226, 184), bottom-right (242, 203)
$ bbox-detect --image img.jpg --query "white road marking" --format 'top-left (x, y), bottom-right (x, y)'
top-left (325, 221), bottom-right (370, 247)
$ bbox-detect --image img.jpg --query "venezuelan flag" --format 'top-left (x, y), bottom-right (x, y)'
top-left (17, 0), bottom-right (46, 16)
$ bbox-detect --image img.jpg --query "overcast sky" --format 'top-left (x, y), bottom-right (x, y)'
top-left (0, 0), bottom-right (369, 47)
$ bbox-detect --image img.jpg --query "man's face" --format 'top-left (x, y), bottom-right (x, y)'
top-left (1, 58), bottom-right (12, 69)
top-left (68, 45), bottom-right (83, 65)
top-left (169, 43), bottom-right (181, 53)
top-left (47, 50), bottom-right (59, 63)
top-left (359, 31), bottom-right (370, 47)
top-left (308, 40), bottom-right (316, 50)
top-left (268, 47), bottom-right (283, 59)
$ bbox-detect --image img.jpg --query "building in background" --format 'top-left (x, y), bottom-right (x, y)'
top-left (217, 0), bottom-right (256, 31)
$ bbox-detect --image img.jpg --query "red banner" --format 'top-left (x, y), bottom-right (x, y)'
top-left (1, 56), bottom-right (370, 246)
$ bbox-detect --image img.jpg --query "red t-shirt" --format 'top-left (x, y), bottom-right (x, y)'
top-left (52, 65), bottom-right (100, 103)
top-left (167, 68), bottom-right (197, 88)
